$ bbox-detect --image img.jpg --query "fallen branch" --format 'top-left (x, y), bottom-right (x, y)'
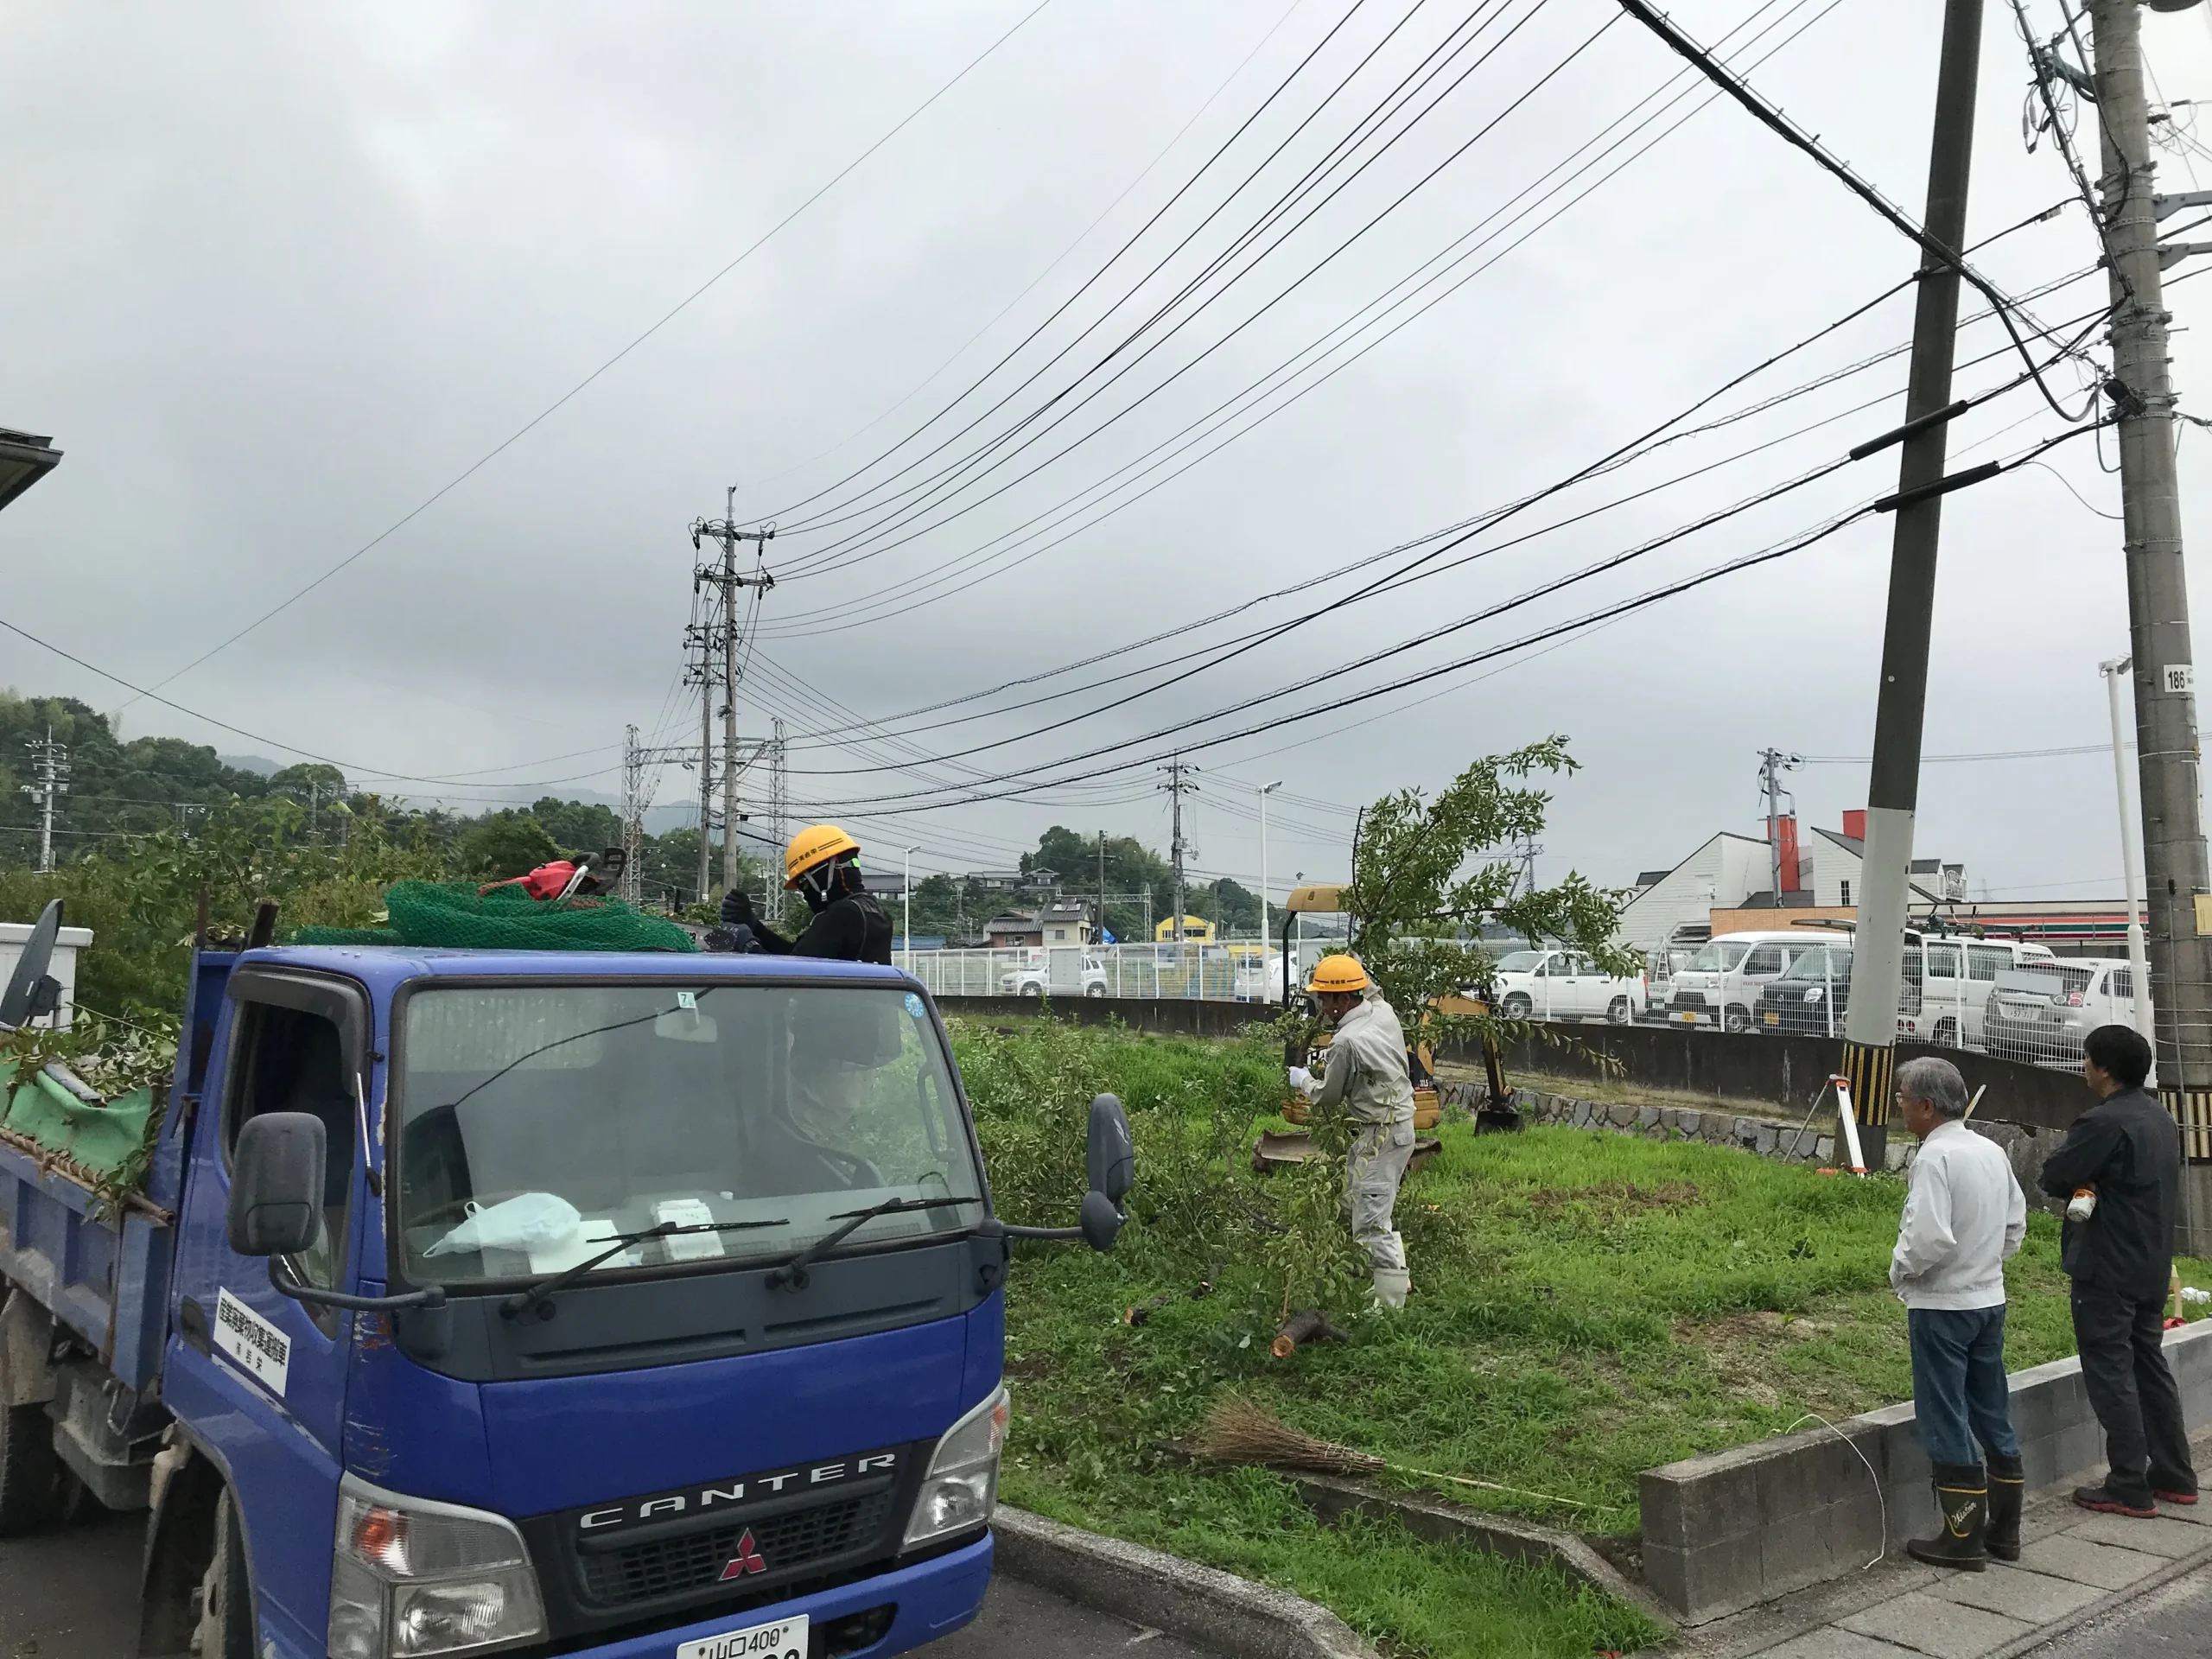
top-left (1270, 1309), bottom-right (1350, 1358)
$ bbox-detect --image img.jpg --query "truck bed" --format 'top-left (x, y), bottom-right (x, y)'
top-left (0, 1132), bottom-right (175, 1392)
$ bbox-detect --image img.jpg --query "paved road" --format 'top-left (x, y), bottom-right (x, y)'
top-left (0, 1510), bottom-right (1211, 1659)
top-left (2018, 1559), bottom-right (2212, 1656)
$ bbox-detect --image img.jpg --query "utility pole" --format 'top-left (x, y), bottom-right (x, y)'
top-left (1259, 780), bottom-right (1282, 950)
top-left (2100, 658), bottom-right (2158, 1058)
top-left (690, 492), bottom-right (775, 903)
top-left (21, 728), bottom-right (67, 874)
top-left (1160, 759), bottom-right (1197, 942)
top-left (620, 725), bottom-right (645, 905)
top-left (2088, 0), bottom-right (2212, 1237)
top-left (685, 613), bottom-right (715, 906)
top-left (1097, 830), bottom-right (1108, 944)
top-left (1756, 747), bottom-right (1802, 902)
top-left (1836, 0), bottom-right (1983, 1173)
top-left (768, 717), bottom-right (788, 926)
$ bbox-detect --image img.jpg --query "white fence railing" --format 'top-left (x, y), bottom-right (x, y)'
top-left (897, 943), bottom-right (1285, 1002)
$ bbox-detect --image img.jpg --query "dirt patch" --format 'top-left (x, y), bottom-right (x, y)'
top-left (1524, 1179), bottom-right (1703, 1216)
top-left (1674, 1312), bottom-right (1859, 1414)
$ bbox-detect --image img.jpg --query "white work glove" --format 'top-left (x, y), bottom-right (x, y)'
top-left (1287, 1065), bottom-right (1317, 1100)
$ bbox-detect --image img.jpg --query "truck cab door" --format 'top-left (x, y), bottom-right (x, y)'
top-left (167, 969), bottom-right (371, 1656)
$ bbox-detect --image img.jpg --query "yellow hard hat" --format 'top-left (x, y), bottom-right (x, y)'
top-left (785, 823), bottom-right (860, 888)
top-left (1303, 954), bottom-right (1371, 995)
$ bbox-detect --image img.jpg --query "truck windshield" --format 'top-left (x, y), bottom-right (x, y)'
top-left (393, 982), bottom-right (982, 1287)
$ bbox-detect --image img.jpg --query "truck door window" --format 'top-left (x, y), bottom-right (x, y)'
top-left (226, 1003), bottom-right (354, 1293)
top-left (1924, 944), bottom-right (1962, 979)
top-left (1743, 946), bottom-right (1783, 976)
top-left (1967, 946), bottom-right (2008, 982)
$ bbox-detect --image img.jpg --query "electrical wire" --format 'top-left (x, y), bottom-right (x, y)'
top-left (1612, 0), bottom-right (2099, 422)
top-left (122, 0), bottom-right (1060, 701)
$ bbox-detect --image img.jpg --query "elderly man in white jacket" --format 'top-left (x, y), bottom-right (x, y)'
top-left (1890, 1054), bottom-right (2029, 1573)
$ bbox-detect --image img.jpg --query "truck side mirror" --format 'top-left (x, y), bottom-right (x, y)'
top-left (229, 1113), bottom-right (325, 1257)
top-left (1081, 1094), bottom-right (1135, 1251)
top-left (1086, 1094), bottom-right (1134, 1205)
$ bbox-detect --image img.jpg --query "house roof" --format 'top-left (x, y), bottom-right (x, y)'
top-left (0, 429), bottom-right (60, 515)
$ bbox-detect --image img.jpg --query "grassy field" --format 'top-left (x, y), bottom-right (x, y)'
top-left (951, 1016), bottom-right (2209, 1659)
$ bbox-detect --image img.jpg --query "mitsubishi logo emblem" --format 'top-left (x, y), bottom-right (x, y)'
top-left (718, 1529), bottom-right (767, 1580)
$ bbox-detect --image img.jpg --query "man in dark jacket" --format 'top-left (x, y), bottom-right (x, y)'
top-left (716, 823), bottom-right (893, 965)
top-left (2038, 1023), bottom-right (2199, 1516)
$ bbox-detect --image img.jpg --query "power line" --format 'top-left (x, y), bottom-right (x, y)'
top-left (122, 0), bottom-right (1058, 700)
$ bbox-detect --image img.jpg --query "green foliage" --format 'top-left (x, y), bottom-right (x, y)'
top-left (1347, 738), bottom-right (1630, 1056)
top-left (452, 810), bottom-right (563, 880)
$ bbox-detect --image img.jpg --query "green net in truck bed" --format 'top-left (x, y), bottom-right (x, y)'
top-left (291, 880), bottom-right (697, 954)
top-left (0, 1060), bottom-right (161, 1185)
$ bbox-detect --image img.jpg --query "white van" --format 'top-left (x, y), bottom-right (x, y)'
top-left (1665, 931), bottom-right (1834, 1033)
top-left (1899, 934), bottom-right (2060, 1051)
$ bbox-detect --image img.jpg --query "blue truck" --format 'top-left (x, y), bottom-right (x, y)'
top-left (0, 915), bottom-right (1132, 1659)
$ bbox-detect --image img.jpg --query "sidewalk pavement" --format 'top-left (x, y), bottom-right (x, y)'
top-left (1681, 1431), bottom-right (2212, 1659)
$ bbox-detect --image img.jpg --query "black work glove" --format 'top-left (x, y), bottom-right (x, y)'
top-left (720, 887), bottom-right (755, 926)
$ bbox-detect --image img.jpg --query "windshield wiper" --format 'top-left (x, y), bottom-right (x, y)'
top-left (499, 1218), bottom-right (790, 1322)
top-left (766, 1196), bottom-right (981, 1292)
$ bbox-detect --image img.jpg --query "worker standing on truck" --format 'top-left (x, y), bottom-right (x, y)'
top-left (1286, 955), bottom-right (1416, 1309)
top-left (717, 823), bottom-right (893, 963)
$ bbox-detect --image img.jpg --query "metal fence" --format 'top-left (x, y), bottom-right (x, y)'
top-left (898, 942), bottom-right (1284, 1002)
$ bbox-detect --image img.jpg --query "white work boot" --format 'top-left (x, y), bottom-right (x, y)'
top-left (1370, 1267), bottom-right (1410, 1309)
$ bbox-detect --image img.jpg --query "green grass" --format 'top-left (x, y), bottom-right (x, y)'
top-left (954, 1018), bottom-right (2210, 1659)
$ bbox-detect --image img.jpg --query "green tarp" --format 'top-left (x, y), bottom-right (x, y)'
top-left (0, 1058), bottom-right (159, 1180)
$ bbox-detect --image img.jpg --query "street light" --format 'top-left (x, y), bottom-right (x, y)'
top-left (2100, 659), bottom-right (2158, 1063)
top-left (1258, 781), bottom-right (1283, 947)
top-left (901, 846), bottom-right (916, 974)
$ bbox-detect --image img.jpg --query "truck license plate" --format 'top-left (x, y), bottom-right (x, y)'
top-left (1763, 1012), bottom-right (1779, 1026)
top-left (677, 1614), bottom-right (807, 1659)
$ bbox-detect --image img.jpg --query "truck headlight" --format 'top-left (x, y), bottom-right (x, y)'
top-left (328, 1475), bottom-right (547, 1659)
top-left (903, 1384), bottom-right (1008, 1548)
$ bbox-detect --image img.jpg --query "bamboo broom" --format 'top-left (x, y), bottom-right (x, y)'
top-left (1194, 1395), bottom-right (1590, 1510)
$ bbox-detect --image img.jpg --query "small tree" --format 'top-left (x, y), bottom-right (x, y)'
top-left (1343, 736), bottom-right (1630, 1054)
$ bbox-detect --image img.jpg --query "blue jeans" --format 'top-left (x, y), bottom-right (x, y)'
top-left (1910, 1305), bottom-right (2020, 1468)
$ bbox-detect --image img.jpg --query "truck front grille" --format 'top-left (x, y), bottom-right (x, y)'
top-left (576, 1491), bottom-right (897, 1608)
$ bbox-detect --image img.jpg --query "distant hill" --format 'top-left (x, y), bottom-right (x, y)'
top-left (218, 753), bottom-right (281, 777)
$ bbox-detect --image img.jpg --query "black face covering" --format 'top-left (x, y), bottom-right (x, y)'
top-left (798, 855), bottom-right (861, 913)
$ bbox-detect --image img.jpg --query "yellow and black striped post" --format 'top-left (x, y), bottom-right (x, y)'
top-left (1840, 1040), bottom-right (1894, 1169)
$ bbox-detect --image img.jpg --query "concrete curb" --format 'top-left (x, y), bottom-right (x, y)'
top-left (1284, 1471), bottom-right (1677, 1632)
top-left (991, 1506), bottom-right (1381, 1659)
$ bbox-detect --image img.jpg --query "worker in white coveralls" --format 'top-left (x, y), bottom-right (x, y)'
top-left (1286, 955), bottom-right (1416, 1308)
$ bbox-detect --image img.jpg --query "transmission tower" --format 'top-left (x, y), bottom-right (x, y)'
top-left (22, 728), bottom-right (67, 874)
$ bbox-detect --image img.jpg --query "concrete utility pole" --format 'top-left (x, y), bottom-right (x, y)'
top-left (1757, 747), bottom-right (1802, 902)
top-left (1837, 0), bottom-right (1983, 1173)
top-left (768, 717), bottom-right (788, 927)
top-left (2088, 0), bottom-right (2212, 1240)
top-left (21, 728), bottom-right (67, 874)
top-left (1160, 759), bottom-right (1197, 942)
top-left (1097, 830), bottom-right (1108, 944)
top-left (690, 493), bottom-right (775, 903)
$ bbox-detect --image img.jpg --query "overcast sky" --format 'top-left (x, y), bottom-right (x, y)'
top-left (9, 0), bottom-right (2212, 906)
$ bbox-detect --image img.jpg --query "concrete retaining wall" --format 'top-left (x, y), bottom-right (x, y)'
top-left (1638, 1319), bottom-right (2212, 1624)
top-left (1480, 1080), bottom-right (2075, 1216)
top-left (1477, 1022), bottom-right (2090, 1133)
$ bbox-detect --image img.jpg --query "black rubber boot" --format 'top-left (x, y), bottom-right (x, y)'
top-left (1986, 1452), bottom-right (2024, 1563)
top-left (1906, 1463), bottom-right (1988, 1572)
